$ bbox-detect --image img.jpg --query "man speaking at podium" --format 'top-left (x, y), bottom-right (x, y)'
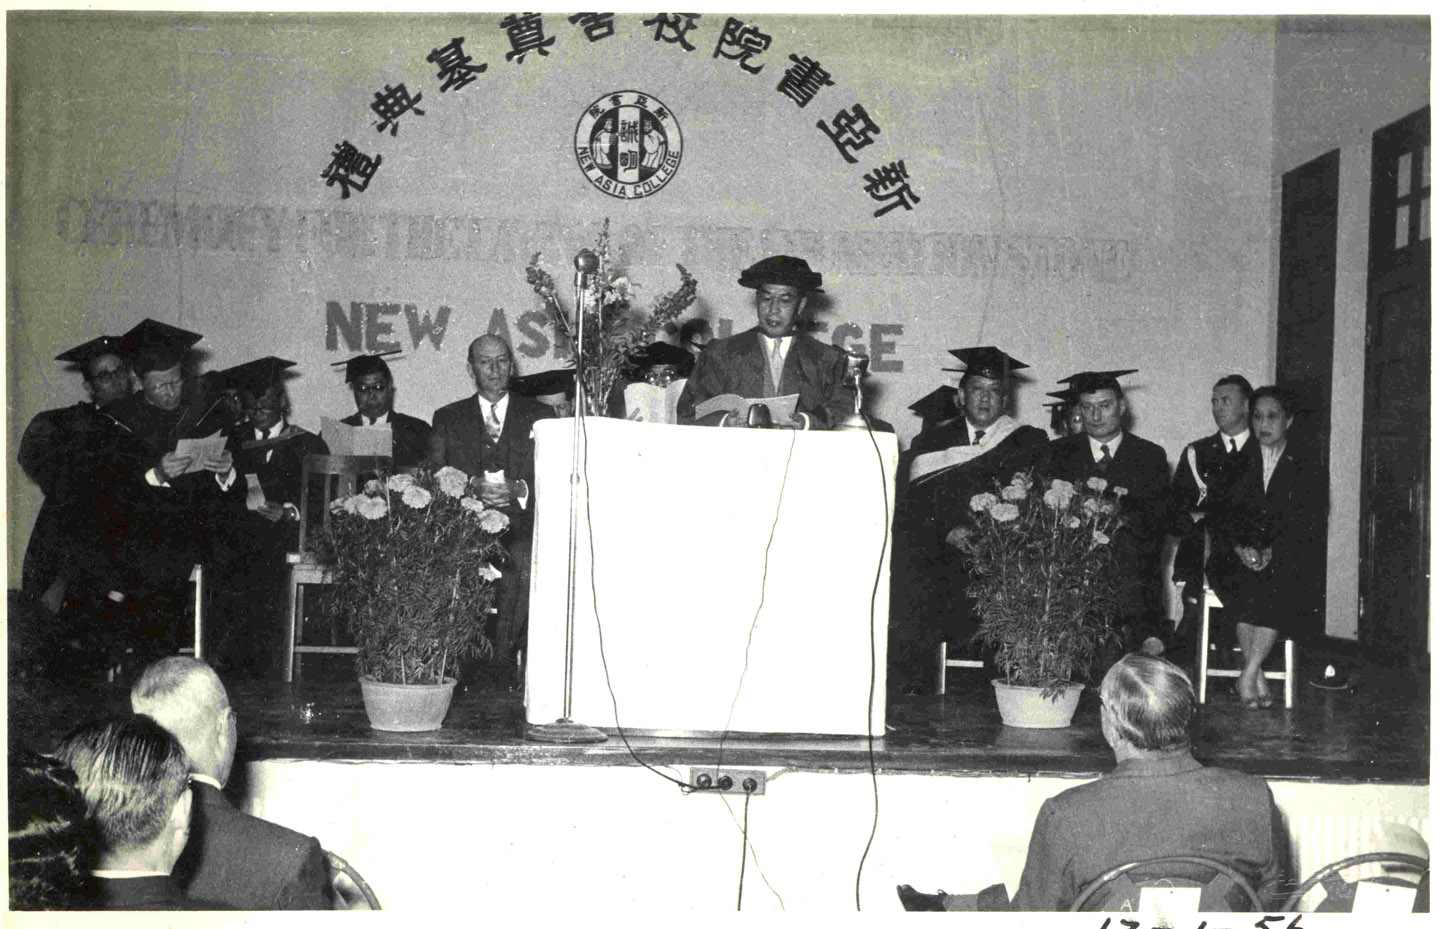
top-left (676, 255), bottom-right (852, 429)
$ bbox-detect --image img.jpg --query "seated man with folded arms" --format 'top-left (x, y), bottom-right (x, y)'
top-left (130, 656), bottom-right (334, 910)
top-left (899, 654), bottom-right (1289, 911)
top-left (54, 715), bottom-right (222, 910)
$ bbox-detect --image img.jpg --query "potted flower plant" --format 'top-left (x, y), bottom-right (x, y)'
top-left (318, 466), bottom-right (510, 731)
top-left (525, 218), bottom-right (698, 417)
top-left (948, 470), bottom-right (1125, 728)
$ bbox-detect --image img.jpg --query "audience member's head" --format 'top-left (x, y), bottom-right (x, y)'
top-left (131, 657), bottom-right (238, 786)
top-left (345, 353), bottom-right (396, 420)
top-left (1098, 654), bottom-right (1195, 756)
top-left (8, 747), bottom-right (93, 910)
top-left (54, 715), bottom-right (193, 873)
top-left (468, 335), bottom-right (516, 403)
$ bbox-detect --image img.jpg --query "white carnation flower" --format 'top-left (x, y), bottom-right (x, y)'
top-left (435, 466), bottom-right (469, 498)
top-left (386, 473), bottom-right (417, 492)
top-left (401, 485), bottom-right (432, 509)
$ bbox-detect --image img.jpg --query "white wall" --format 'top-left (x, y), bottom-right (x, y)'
top-left (7, 14), bottom-right (1279, 584)
top-left (1272, 17), bottom-right (1431, 639)
top-left (242, 757), bottom-right (1429, 912)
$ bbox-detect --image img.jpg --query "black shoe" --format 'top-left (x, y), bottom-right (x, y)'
top-left (896, 884), bottom-right (946, 912)
top-left (1309, 663), bottom-right (1351, 691)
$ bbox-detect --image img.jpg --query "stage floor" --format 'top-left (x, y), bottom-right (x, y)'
top-left (9, 658), bottom-right (1428, 784)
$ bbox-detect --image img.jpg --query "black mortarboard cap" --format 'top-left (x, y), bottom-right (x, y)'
top-left (118, 318), bottom-right (204, 375)
top-left (629, 341), bottom-right (693, 369)
top-left (221, 357), bottom-right (297, 396)
top-left (737, 255), bottom-right (824, 293)
top-left (942, 346), bottom-right (1029, 382)
top-left (1046, 389), bottom-right (1079, 405)
top-left (512, 368), bottom-right (577, 399)
top-left (1058, 369), bottom-right (1139, 395)
top-left (907, 386), bottom-right (957, 421)
top-left (331, 350), bottom-right (400, 384)
top-left (55, 335), bottom-right (126, 372)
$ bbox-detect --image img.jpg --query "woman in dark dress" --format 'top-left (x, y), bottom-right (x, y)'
top-left (1207, 387), bottom-right (1325, 708)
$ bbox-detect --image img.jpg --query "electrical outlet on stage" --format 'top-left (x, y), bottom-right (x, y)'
top-left (685, 768), bottom-right (767, 796)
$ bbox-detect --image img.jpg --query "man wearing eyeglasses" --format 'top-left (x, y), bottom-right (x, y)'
top-left (676, 256), bottom-right (853, 429)
top-left (338, 353), bottom-right (432, 469)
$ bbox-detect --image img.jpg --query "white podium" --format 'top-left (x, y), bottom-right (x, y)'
top-left (524, 417), bottom-right (895, 737)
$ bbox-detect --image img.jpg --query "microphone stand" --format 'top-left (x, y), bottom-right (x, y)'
top-left (526, 249), bottom-right (608, 744)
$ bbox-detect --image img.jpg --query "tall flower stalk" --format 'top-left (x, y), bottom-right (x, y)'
top-left (525, 218), bottom-right (698, 417)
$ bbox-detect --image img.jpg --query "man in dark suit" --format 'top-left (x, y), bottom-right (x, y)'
top-left (899, 655), bottom-right (1288, 911)
top-left (1167, 375), bottom-right (1254, 667)
top-left (337, 352), bottom-right (431, 469)
top-left (676, 255), bottom-right (853, 428)
top-left (1043, 370), bottom-right (1172, 655)
top-left (889, 348), bottom-right (1050, 694)
top-left (55, 715), bottom-right (222, 910)
top-left (429, 335), bottom-right (556, 675)
top-left (130, 657), bottom-right (332, 909)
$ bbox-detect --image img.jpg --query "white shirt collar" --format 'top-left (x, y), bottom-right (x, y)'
top-left (1088, 432), bottom-right (1124, 461)
top-left (966, 419), bottom-right (992, 444)
top-left (363, 411), bottom-right (391, 426)
top-left (1219, 429), bottom-right (1251, 451)
top-left (255, 420), bottom-right (286, 441)
top-left (477, 392), bottom-right (510, 421)
top-left (189, 773), bottom-right (223, 790)
top-left (759, 334), bottom-right (793, 360)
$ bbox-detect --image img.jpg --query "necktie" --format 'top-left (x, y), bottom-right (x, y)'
top-left (1098, 443), bottom-right (1112, 472)
top-left (484, 402), bottom-right (502, 439)
top-left (1229, 438), bottom-right (1238, 454)
top-left (769, 339), bottom-right (785, 393)
top-left (974, 429), bottom-right (986, 445)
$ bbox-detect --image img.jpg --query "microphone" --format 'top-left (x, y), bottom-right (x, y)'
top-left (574, 249), bottom-right (599, 289)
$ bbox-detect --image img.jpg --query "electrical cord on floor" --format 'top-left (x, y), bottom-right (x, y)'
top-left (853, 414), bottom-right (889, 910)
top-left (737, 787), bottom-right (751, 910)
top-left (721, 792), bottom-right (786, 910)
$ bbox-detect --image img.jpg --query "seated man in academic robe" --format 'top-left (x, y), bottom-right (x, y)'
top-left (888, 347), bottom-right (1048, 694)
top-left (898, 654), bottom-right (1290, 912)
top-left (213, 357), bottom-right (329, 676)
top-left (676, 256), bottom-right (853, 429)
top-left (428, 335), bottom-right (555, 683)
top-left (75, 319), bottom-right (242, 673)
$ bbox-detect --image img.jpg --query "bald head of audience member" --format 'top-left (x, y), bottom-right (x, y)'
top-left (54, 716), bottom-right (193, 874)
top-left (1098, 653), bottom-right (1195, 762)
top-left (130, 657), bottom-right (238, 787)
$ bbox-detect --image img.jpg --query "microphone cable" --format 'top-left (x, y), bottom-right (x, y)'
top-left (853, 412), bottom-right (890, 910)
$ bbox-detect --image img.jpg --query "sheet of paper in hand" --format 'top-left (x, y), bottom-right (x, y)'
top-left (173, 431), bottom-right (227, 474)
top-left (693, 393), bottom-right (800, 424)
top-left (321, 417), bottom-right (392, 456)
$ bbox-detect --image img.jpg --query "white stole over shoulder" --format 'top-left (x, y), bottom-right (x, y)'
top-left (909, 414), bottom-right (1024, 484)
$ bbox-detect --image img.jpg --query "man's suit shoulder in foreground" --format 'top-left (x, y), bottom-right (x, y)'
top-left (173, 780), bottom-right (332, 910)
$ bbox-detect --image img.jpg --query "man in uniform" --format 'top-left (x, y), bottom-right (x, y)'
top-left (1167, 375), bottom-right (1254, 668)
top-left (429, 335), bottom-right (555, 681)
top-left (676, 256), bottom-right (852, 429)
top-left (335, 351), bottom-right (431, 469)
top-left (889, 347), bottom-right (1049, 694)
top-left (1043, 370), bottom-right (1172, 655)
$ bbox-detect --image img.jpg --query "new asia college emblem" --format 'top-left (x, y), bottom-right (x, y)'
top-left (575, 91), bottom-right (683, 200)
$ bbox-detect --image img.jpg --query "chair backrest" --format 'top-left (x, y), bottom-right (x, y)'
top-left (1070, 855), bottom-right (1264, 912)
top-left (297, 454), bottom-right (393, 554)
top-left (325, 849), bottom-right (381, 910)
top-left (1283, 852), bottom-right (1429, 912)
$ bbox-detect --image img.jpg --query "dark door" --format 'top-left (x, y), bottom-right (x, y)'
top-left (1361, 106), bottom-right (1430, 664)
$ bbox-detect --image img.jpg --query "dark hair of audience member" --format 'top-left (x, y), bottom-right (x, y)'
top-left (1100, 654), bottom-right (1195, 753)
top-left (1214, 373), bottom-right (1254, 402)
top-left (8, 747), bottom-right (95, 910)
top-left (1249, 384), bottom-right (1296, 419)
top-left (53, 715), bottom-right (191, 853)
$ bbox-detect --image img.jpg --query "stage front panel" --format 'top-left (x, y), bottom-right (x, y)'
top-left (526, 418), bottom-right (896, 736)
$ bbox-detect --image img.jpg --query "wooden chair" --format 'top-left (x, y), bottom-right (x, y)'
top-left (283, 454), bottom-right (391, 682)
top-left (1283, 852), bottom-right (1429, 913)
top-left (325, 849), bottom-right (381, 910)
top-left (937, 640), bottom-right (983, 695)
top-left (1197, 584), bottom-right (1296, 708)
top-left (1070, 855), bottom-right (1264, 912)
